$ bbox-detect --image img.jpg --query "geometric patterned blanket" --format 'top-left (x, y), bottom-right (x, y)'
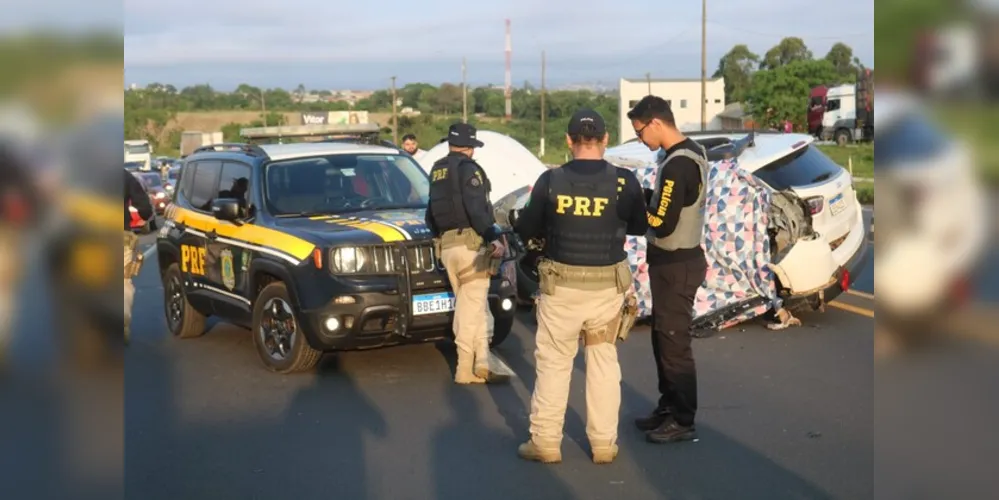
top-left (622, 158), bottom-right (781, 329)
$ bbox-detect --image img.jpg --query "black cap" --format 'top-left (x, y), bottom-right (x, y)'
top-left (447, 122), bottom-right (484, 148)
top-left (567, 108), bottom-right (606, 137)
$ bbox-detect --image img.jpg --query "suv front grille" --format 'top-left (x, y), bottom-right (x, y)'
top-left (332, 243), bottom-right (447, 281)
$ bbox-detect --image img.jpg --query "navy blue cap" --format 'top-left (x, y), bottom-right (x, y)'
top-left (447, 122), bottom-right (484, 148)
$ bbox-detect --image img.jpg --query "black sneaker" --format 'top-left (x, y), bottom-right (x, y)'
top-left (634, 410), bottom-right (672, 432)
top-left (646, 421), bottom-right (698, 444)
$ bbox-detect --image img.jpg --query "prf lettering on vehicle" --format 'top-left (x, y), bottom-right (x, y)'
top-left (656, 179), bottom-right (675, 217)
top-left (555, 195), bottom-right (609, 217)
top-left (181, 244), bottom-right (206, 275)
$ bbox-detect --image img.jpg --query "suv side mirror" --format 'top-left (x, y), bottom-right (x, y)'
top-left (211, 198), bottom-right (244, 222)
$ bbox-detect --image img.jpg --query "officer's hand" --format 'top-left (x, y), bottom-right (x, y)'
top-left (643, 188), bottom-right (655, 206)
top-left (490, 239), bottom-right (506, 258)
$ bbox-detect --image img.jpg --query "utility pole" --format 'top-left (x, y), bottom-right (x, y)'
top-left (390, 76), bottom-right (398, 144)
top-left (540, 50), bottom-right (546, 159)
top-left (260, 89), bottom-right (267, 126)
top-left (701, 0), bottom-right (707, 131)
top-left (462, 57), bottom-right (468, 123)
top-left (646, 72), bottom-right (652, 95)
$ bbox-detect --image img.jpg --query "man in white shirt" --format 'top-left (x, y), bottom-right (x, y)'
top-left (401, 134), bottom-right (427, 161)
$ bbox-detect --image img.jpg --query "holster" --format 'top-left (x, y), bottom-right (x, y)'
top-left (439, 229), bottom-right (484, 252)
top-left (581, 292), bottom-right (639, 346)
top-left (123, 231), bottom-right (144, 279)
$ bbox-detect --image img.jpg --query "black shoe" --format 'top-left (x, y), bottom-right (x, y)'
top-left (634, 410), bottom-right (672, 432)
top-left (646, 421), bottom-right (698, 444)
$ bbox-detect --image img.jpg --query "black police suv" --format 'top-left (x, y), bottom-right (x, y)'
top-left (156, 142), bottom-right (519, 373)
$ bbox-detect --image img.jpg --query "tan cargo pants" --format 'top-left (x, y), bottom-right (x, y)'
top-left (529, 284), bottom-right (624, 447)
top-left (440, 244), bottom-right (494, 381)
top-left (0, 231), bottom-right (16, 360)
top-left (124, 233), bottom-right (138, 343)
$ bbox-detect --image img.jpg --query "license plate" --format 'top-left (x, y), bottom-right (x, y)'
top-left (829, 193), bottom-right (847, 216)
top-left (412, 292), bottom-right (456, 316)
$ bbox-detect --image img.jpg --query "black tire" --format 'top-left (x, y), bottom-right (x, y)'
top-left (252, 282), bottom-right (322, 374)
top-left (163, 264), bottom-right (207, 339)
top-left (515, 253), bottom-right (541, 303)
top-left (491, 315), bottom-right (514, 347)
top-left (834, 129), bottom-right (851, 147)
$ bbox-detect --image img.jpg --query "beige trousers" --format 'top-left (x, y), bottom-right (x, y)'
top-left (124, 243), bottom-right (135, 339)
top-left (0, 233), bottom-right (18, 354)
top-left (529, 284), bottom-right (623, 446)
top-left (440, 245), bottom-right (494, 362)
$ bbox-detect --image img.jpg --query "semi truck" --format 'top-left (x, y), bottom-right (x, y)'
top-left (124, 139), bottom-right (153, 170)
top-left (807, 66), bottom-right (874, 146)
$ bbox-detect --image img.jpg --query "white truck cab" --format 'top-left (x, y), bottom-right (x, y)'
top-left (124, 140), bottom-right (153, 171)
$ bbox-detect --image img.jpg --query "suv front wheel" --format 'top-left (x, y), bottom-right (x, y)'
top-left (252, 282), bottom-right (322, 374)
top-left (164, 263), bottom-right (207, 339)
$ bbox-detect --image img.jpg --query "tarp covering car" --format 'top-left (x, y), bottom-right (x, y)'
top-left (606, 147), bottom-right (783, 329)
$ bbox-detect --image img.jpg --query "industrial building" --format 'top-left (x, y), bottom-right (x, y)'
top-left (618, 77), bottom-right (726, 143)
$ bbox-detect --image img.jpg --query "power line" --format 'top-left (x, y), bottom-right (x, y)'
top-left (709, 22), bottom-right (873, 40)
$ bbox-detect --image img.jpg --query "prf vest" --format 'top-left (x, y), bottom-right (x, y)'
top-left (428, 155), bottom-right (483, 233)
top-left (646, 143), bottom-right (709, 251)
top-left (545, 162), bottom-right (627, 267)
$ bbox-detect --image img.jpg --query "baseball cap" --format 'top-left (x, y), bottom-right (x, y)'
top-left (567, 108), bottom-right (607, 137)
top-left (447, 122), bottom-right (485, 148)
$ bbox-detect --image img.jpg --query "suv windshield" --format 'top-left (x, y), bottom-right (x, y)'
top-left (752, 145), bottom-right (844, 190)
top-left (265, 153), bottom-right (430, 216)
top-left (125, 143), bottom-right (150, 154)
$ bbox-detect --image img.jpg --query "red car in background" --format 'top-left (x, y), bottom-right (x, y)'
top-left (135, 172), bottom-right (170, 215)
top-left (128, 172), bottom-right (159, 233)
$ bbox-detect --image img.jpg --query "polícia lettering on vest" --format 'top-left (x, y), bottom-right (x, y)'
top-left (656, 179), bottom-right (675, 217)
top-left (555, 195), bottom-right (609, 217)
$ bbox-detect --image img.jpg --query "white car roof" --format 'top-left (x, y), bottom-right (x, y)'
top-left (259, 142), bottom-right (402, 161)
top-left (606, 132), bottom-right (815, 172)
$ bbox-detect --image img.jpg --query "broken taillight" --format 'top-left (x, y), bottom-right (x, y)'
top-left (804, 196), bottom-right (825, 215)
top-left (840, 268), bottom-right (850, 292)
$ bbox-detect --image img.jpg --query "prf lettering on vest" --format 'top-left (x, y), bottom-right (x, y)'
top-left (181, 244), bottom-right (206, 275)
top-left (656, 179), bottom-right (675, 217)
top-left (555, 195), bottom-right (609, 217)
top-left (432, 169), bottom-right (448, 182)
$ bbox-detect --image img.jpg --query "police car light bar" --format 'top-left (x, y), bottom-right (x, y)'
top-left (240, 123), bottom-right (382, 140)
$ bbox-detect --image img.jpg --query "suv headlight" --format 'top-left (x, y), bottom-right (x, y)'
top-left (331, 247), bottom-right (368, 274)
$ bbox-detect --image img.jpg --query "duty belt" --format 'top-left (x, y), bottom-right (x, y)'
top-left (537, 259), bottom-right (632, 294)
top-left (436, 228), bottom-right (483, 251)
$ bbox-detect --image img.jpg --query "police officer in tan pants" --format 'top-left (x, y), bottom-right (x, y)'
top-left (512, 109), bottom-right (648, 464)
top-left (426, 123), bottom-right (509, 385)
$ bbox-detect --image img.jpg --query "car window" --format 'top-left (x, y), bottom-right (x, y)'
top-left (179, 162), bottom-right (197, 200)
top-left (218, 161), bottom-right (252, 209)
top-left (752, 145), bottom-right (844, 190)
top-left (875, 113), bottom-right (951, 167)
top-left (140, 174), bottom-right (163, 188)
top-left (826, 99), bottom-right (841, 112)
top-left (265, 153), bottom-right (430, 216)
top-left (189, 160), bottom-right (222, 211)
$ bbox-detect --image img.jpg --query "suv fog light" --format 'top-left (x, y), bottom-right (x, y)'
top-left (501, 298), bottom-right (514, 311)
top-left (324, 317), bottom-right (341, 332)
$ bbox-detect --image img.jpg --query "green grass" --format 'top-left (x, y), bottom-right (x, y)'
top-left (932, 105), bottom-right (999, 186)
top-left (817, 143), bottom-right (874, 180)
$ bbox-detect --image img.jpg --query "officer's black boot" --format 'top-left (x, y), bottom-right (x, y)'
top-left (634, 409), bottom-right (672, 432)
top-left (646, 420), bottom-right (698, 444)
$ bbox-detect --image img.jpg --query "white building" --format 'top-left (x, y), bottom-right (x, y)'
top-left (618, 77), bottom-right (726, 144)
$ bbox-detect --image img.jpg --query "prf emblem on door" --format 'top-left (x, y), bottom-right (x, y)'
top-left (221, 249), bottom-right (236, 291)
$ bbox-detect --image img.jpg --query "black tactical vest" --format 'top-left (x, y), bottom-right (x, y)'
top-left (428, 155), bottom-right (473, 232)
top-left (545, 162), bottom-right (626, 266)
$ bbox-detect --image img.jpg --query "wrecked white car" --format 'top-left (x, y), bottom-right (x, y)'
top-left (422, 129), bottom-right (870, 331)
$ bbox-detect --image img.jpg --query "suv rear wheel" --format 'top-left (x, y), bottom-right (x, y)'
top-left (252, 282), bottom-right (322, 374)
top-left (164, 263), bottom-right (207, 339)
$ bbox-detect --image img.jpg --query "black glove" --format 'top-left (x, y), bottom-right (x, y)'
top-left (643, 188), bottom-right (655, 206)
top-left (508, 208), bottom-right (521, 228)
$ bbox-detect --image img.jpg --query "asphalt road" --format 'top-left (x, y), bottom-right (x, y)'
top-left (0, 209), bottom-right (881, 499)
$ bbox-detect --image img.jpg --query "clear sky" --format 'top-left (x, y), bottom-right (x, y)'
top-left (119, 0), bottom-right (872, 90)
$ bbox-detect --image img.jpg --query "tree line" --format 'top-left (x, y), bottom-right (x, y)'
top-left (713, 38), bottom-right (867, 129)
